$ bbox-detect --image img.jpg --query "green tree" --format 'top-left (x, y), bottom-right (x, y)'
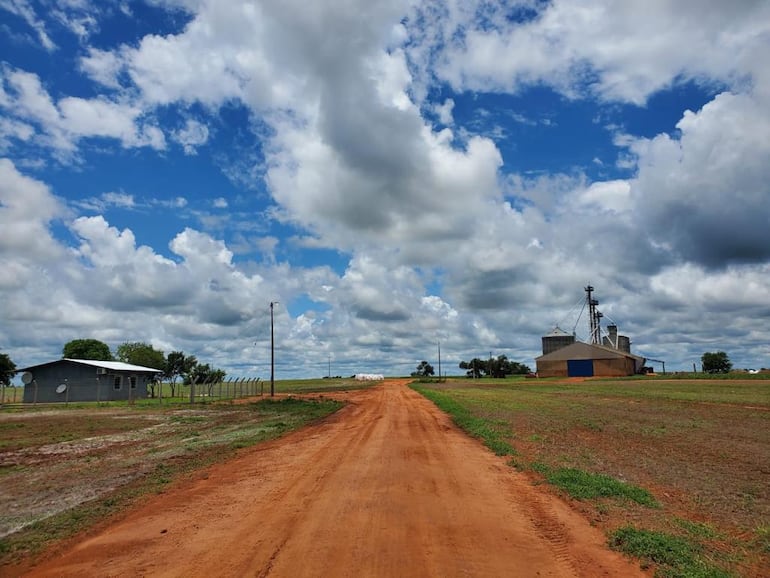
top-left (164, 351), bottom-right (197, 397)
top-left (62, 339), bottom-right (113, 361)
top-left (459, 358), bottom-right (484, 378)
top-left (411, 360), bottom-right (435, 377)
top-left (184, 363), bottom-right (227, 395)
top-left (460, 355), bottom-right (531, 378)
top-left (116, 342), bottom-right (165, 369)
top-left (701, 351), bottom-right (732, 374)
top-left (0, 352), bottom-right (17, 386)
top-left (116, 342), bottom-right (166, 397)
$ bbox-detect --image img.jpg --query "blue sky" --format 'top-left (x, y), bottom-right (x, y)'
top-left (2, 0), bottom-right (769, 379)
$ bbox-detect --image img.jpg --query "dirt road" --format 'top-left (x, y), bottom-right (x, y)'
top-left (22, 380), bottom-right (644, 577)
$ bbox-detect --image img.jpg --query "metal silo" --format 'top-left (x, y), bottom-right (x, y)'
top-left (542, 326), bottom-right (575, 355)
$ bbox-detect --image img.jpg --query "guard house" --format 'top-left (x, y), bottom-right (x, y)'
top-left (19, 359), bottom-right (162, 403)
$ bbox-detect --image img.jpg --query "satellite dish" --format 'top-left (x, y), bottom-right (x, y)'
top-left (56, 383), bottom-right (67, 394)
top-left (21, 372), bottom-right (33, 385)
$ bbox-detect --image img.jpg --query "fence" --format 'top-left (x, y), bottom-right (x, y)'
top-left (0, 378), bottom-right (264, 406)
top-left (0, 386), bottom-right (22, 404)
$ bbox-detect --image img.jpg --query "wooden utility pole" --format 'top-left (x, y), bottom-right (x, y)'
top-left (270, 301), bottom-right (278, 397)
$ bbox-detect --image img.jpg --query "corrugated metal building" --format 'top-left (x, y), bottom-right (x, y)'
top-left (19, 359), bottom-right (162, 403)
top-left (535, 342), bottom-right (645, 378)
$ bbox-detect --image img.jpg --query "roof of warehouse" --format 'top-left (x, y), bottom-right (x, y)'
top-left (535, 341), bottom-right (645, 363)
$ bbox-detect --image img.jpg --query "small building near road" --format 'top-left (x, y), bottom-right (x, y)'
top-left (535, 341), bottom-right (645, 378)
top-left (18, 358), bottom-right (162, 403)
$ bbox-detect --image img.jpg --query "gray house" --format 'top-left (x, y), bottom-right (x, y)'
top-left (19, 359), bottom-right (162, 403)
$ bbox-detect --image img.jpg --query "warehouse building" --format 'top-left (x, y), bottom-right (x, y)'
top-left (535, 341), bottom-right (645, 378)
top-left (535, 285), bottom-right (646, 378)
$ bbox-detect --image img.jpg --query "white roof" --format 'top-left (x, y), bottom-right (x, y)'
top-left (64, 359), bottom-right (163, 372)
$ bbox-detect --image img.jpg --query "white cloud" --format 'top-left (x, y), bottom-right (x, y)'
top-left (0, 66), bottom-right (166, 156)
top-left (0, 0), bottom-right (56, 51)
top-left (628, 91), bottom-right (770, 266)
top-left (0, 117), bottom-right (34, 151)
top-left (80, 47), bottom-right (125, 89)
top-left (173, 119), bottom-right (210, 154)
top-left (572, 180), bottom-right (631, 214)
top-left (0, 158), bottom-right (65, 262)
top-left (424, 0), bottom-right (770, 105)
top-left (434, 98), bottom-right (455, 125)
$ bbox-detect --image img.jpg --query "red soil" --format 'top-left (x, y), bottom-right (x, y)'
top-left (21, 380), bottom-right (645, 577)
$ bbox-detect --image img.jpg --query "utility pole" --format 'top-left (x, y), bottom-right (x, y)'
top-left (270, 301), bottom-right (278, 397)
top-left (328, 354), bottom-right (331, 379)
top-left (437, 341), bottom-right (442, 382)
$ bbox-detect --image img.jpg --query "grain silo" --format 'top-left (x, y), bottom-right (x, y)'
top-left (602, 324), bottom-right (631, 353)
top-left (541, 326), bottom-right (575, 355)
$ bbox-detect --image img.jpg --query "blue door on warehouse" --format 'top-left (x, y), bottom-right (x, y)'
top-left (567, 359), bottom-right (594, 377)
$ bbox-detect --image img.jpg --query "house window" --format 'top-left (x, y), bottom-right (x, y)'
top-left (113, 376), bottom-right (122, 390)
top-left (129, 376), bottom-right (137, 389)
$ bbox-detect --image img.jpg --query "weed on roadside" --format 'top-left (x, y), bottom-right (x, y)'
top-left (609, 526), bottom-right (730, 578)
top-left (412, 386), bottom-right (515, 456)
top-left (530, 464), bottom-right (658, 507)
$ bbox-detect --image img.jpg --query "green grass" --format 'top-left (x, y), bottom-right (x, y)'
top-left (411, 378), bottom-right (769, 576)
top-left (534, 465), bottom-right (658, 506)
top-left (631, 372), bottom-right (770, 381)
top-left (412, 385), bottom-right (515, 456)
top-left (610, 526), bottom-right (730, 578)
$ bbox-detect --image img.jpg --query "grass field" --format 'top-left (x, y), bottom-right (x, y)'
top-left (414, 377), bottom-right (770, 577)
top-left (0, 381), bottom-right (352, 566)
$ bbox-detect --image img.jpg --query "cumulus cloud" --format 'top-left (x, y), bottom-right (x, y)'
top-left (628, 91), bottom-right (770, 267)
top-left (426, 0), bottom-right (770, 105)
top-left (0, 66), bottom-right (166, 156)
top-left (2, 0), bottom-right (770, 375)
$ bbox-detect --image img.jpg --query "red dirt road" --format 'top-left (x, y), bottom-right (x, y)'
top-left (22, 380), bottom-right (644, 577)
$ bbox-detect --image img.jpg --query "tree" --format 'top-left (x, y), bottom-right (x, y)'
top-left (184, 363), bottom-right (227, 395)
top-left (459, 359), bottom-right (483, 378)
top-left (0, 352), bottom-right (16, 386)
top-left (460, 355), bottom-right (531, 378)
top-left (411, 360), bottom-right (435, 377)
top-left (702, 351), bottom-right (732, 374)
top-left (164, 351), bottom-right (197, 397)
top-left (116, 342), bottom-right (165, 370)
top-left (116, 342), bottom-right (166, 397)
top-left (62, 339), bottom-right (113, 361)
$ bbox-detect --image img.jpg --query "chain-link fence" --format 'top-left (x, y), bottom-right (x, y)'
top-left (1, 378), bottom-right (263, 406)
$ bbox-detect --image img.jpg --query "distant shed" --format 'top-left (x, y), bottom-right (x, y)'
top-left (18, 358), bottom-right (162, 403)
top-left (535, 342), bottom-right (645, 378)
